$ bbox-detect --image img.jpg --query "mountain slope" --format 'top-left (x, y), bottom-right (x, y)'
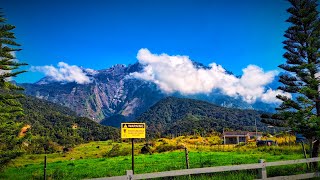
top-left (21, 62), bottom-right (278, 126)
top-left (22, 63), bottom-right (165, 123)
top-left (135, 97), bottom-right (273, 138)
top-left (17, 96), bottom-right (119, 152)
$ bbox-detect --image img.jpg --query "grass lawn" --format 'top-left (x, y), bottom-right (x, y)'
top-left (0, 140), bottom-right (307, 180)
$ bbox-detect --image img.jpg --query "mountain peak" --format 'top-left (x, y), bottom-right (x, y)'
top-left (22, 61), bottom-right (277, 125)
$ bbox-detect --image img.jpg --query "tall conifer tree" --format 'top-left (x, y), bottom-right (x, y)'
top-left (262, 0), bottom-right (320, 166)
top-left (0, 10), bottom-right (27, 170)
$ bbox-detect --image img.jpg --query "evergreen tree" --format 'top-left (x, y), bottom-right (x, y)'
top-left (0, 10), bottom-right (27, 170)
top-left (262, 0), bottom-right (320, 167)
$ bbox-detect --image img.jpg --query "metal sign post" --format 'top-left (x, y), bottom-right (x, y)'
top-left (121, 123), bottom-right (146, 174)
top-left (132, 138), bottom-right (134, 174)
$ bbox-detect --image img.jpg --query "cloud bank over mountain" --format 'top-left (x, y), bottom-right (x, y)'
top-left (31, 62), bottom-right (91, 84)
top-left (130, 48), bottom-right (290, 104)
top-left (31, 48), bottom-right (290, 104)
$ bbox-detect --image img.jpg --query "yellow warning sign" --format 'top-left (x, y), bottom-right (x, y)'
top-left (121, 123), bottom-right (146, 139)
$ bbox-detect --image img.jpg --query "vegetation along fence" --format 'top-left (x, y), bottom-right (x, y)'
top-left (89, 157), bottom-right (320, 180)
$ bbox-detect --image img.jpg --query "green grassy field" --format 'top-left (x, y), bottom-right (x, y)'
top-left (0, 138), bottom-right (309, 180)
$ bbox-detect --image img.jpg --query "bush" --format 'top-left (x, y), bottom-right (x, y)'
top-left (236, 142), bottom-right (246, 147)
top-left (147, 141), bottom-right (156, 147)
top-left (25, 137), bottom-right (62, 154)
top-left (63, 147), bottom-right (73, 153)
top-left (141, 144), bottom-right (152, 154)
top-left (0, 151), bottom-right (24, 171)
top-left (155, 144), bottom-right (182, 153)
top-left (207, 136), bottom-right (222, 145)
top-left (105, 144), bottom-right (131, 157)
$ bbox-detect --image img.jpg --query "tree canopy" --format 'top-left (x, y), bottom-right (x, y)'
top-left (0, 10), bottom-right (27, 170)
top-left (136, 97), bottom-right (274, 138)
top-left (262, 0), bottom-right (320, 162)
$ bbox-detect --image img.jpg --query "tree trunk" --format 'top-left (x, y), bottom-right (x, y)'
top-left (314, 100), bottom-right (320, 170)
top-left (301, 141), bottom-right (310, 170)
top-left (312, 139), bottom-right (319, 170)
top-left (316, 101), bottom-right (320, 117)
top-left (310, 139), bottom-right (313, 158)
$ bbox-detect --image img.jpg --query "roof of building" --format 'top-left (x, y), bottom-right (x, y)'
top-left (222, 131), bottom-right (263, 136)
top-left (223, 131), bottom-right (248, 136)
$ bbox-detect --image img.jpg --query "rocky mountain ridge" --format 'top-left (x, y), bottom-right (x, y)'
top-left (22, 62), bottom-right (279, 125)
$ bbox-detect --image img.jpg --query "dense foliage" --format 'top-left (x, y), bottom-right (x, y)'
top-left (100, 114), bottom-right (127, 127)
top-left (16, 96), bottom-right (119, 153)
top-left (262, 0), bottom-right (320, 162)
top-left (136, 97), bottom-right (272, 138)
top-left (0, 10), bottom-right (27, 170)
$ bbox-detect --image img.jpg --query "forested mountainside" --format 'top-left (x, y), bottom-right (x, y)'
top-left (16, 96), bottom-right (119, 153)
top-left (136, 97), bottom-right (274, 138)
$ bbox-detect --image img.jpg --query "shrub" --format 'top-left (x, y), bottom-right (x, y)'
top-left (63, 147), bottom-right (73, 153)
top-left (147, 141), bottom-right (156, 147)
top-left (141, 144), bottom-right (152, 154)
top-left (236, 142), bottom-right (246, 147)
top-left (105, 144), bottom-right (131, 157)
top-left (207, 136), bottom-right (222, 145)
top-left (155, 144), bottom-right (181, 153)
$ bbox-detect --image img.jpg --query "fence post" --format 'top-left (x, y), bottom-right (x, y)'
top-left (258, 159), bottom-right (267, 179)
top-left (44, 155), bottom-right (47, 180)
top-left (127, 170), bottom-right (133, 180)
top-left (185, 147), bottom-right (190, 169)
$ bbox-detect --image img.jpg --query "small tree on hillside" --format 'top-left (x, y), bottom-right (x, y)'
top-left (262, 0), bottom-right (320, 168)
top-left (0, 10), bottom-right (27, 170)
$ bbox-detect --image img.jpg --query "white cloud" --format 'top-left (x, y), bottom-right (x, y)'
top-left (84, 68), bottom-right (98, 75)
top-left (0, 69), bottom-right (11, 81)
top-left (0, 52), bottom-right (18, 81)
top-left (130, 48), bottom-right (291, 104)
top-left (261, 89), bottom-right (284, 104)
top-left (31, 62), bottom-right (91, 84)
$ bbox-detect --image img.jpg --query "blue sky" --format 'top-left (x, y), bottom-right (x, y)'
top-left (2, 0), bottom-right (290, 83)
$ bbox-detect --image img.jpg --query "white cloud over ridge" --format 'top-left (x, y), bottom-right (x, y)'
top-left (130, 48), bottom-right (291, 104)
top-left (32, 62), bottom-right (91, 84)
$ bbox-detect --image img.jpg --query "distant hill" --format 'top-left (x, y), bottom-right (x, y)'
top-left (16, 96), bottom-right (119, 152)
top-left (135, 97), bottom-right (273, 138)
